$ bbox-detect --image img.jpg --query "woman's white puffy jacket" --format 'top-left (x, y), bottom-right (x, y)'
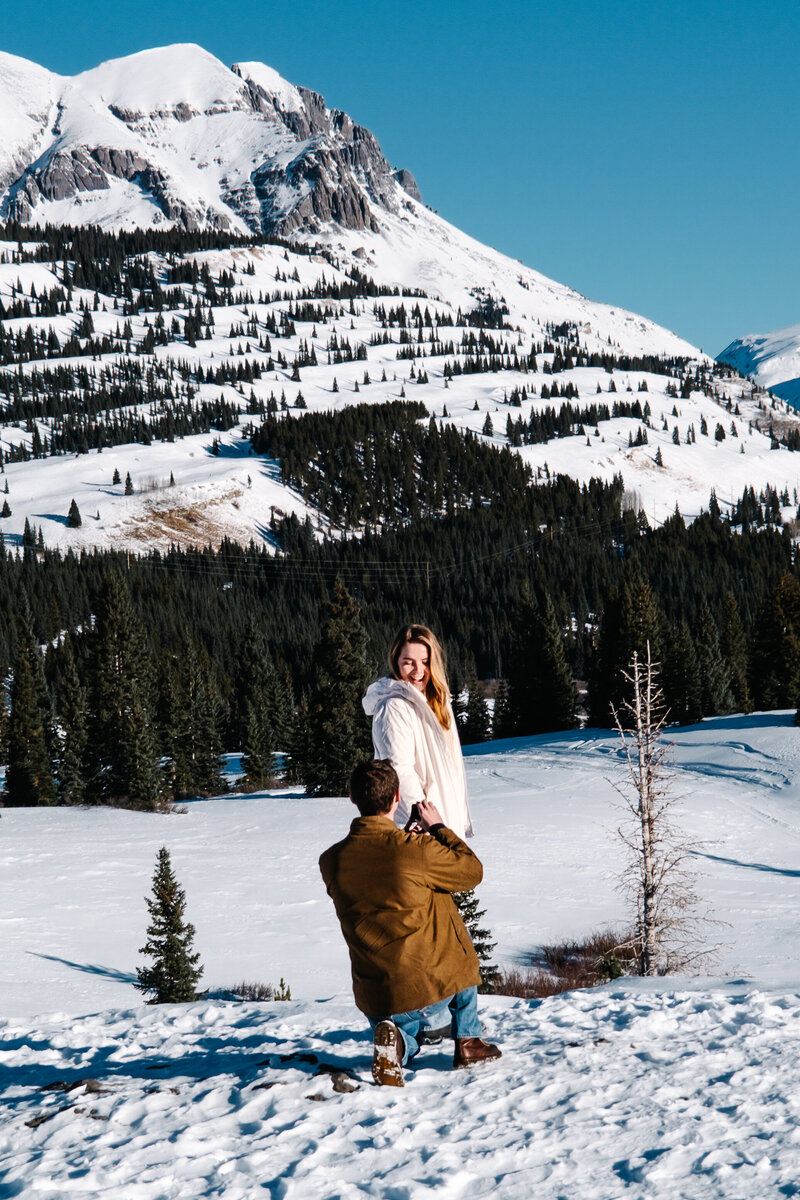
top-left (362, 677), bottom-right (474, 839)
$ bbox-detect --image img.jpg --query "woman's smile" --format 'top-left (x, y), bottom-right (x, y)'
top-left (397, 643), bottom-right (431, 692)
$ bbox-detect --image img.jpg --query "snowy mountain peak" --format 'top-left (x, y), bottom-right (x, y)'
top-left (73, 43), bottom-right (249, 116)
top-left (719, 323), bottom-right (800, 406)
top-left (0, 44), bottom-right (412, 240)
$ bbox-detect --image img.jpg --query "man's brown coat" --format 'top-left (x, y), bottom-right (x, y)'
top-left (319, 816), bottom-right (483, 1019)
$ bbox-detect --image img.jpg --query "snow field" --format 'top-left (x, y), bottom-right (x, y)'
top-left (3, 989), bottom-right (800, 1197)
top-left (4, 714), bottom-right (800, 1018)
top-left (3, 713), bottom-right (800, 1194)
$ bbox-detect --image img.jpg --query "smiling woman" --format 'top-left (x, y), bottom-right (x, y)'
top-left (362, 624), bottom-right (474, 839)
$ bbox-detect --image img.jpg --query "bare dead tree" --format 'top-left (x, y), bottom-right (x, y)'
top-left (611, 644), bottom-right (710, 975)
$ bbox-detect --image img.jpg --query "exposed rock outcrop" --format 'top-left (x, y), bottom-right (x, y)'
top-left (0, 47), bottom-right (418, 238)
top-left (393, 169), bottom-right (422, 203)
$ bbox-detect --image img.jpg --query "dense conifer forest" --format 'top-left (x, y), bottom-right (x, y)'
top-left (2, 220), bottom-right (800, 802)
top-left (3, 402), bottom-right (800, 805)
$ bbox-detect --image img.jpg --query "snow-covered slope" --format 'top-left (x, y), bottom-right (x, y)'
top-left (719, 323), bottom-right (800, 406)
top-left (2, 231), bottom-right (800, 555)
top-left (4, 46), bottom-right (800, 549)
top-left (3, 713), bottom-right (800, 1195)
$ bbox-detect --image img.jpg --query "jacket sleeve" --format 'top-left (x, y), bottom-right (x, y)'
top-left (371, 698), bottom-right (426, 828)
top-left (419, 826), bottom-right (483, 893)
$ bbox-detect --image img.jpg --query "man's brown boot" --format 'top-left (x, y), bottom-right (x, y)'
top-left (372, 1020), bottom-right (404, 1086)
top-left (453, 1037), bottom-right (502, 1069)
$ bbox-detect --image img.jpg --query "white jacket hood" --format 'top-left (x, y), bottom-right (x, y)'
top-left (363, 676), bottom-right (432, 718)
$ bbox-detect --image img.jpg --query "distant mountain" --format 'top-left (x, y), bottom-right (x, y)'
top-left (718, 325), bottom-right (800, 406)
top-left (0, 43), bottom-right (419, 238)
top-left (0, 43), bottom-right (697, 360)
top-left (3, 44), bottom-right (800, 558)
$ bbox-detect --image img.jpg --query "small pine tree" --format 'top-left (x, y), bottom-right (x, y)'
top-left (135, 846), bottom-right (204, 1004)
top-left (1, 499), bottom-right (10, 518)
top-left (124, 472), bottom-right (134, 495)
top-left (113, 467), bottom-right (121, 485)
top-left (453, 891), bottom-right (499, 993)
top-left (67, 499), bottom-right (82, 528)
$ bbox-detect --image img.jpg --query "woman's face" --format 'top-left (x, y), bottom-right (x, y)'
top-left (397, 642), bottom-right (431, 693)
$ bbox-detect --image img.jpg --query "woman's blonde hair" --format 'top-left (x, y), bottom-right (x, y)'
top-left (389, 624), bottom-right (451, 730)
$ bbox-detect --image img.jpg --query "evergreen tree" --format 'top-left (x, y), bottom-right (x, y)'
top-left (751, 573), bottom-right (800, 709)
top-left (460, 662), bottom-right (491, 744)
top-left (234, 619), bottom-right (288, 788)
top-left (590, 575), bottom-right (665, 726)
top-left (662, 621), bottom-right (702, 725)
top-left (169, 643), bottom-right (224, 798)
top-left (694, 601), bottom-right (734, 716)
top-left (453, 890), bottom-right (498, 993)
top-left (125, 472), bottom-right (134, 495)
top-left (55, 633), bottom-right (88, 804)
top-left (721, 593), bottom-right (752, 714)
top-left (67, 499), bottom-right (82, 528)
top-left (506, 590), bottom-right (576, 734)
top-left (300, 583), bottom-right (372, 795)
top-left (285, 692), bottom-right (311, 786)
top-left (89, 574), bottom-right (163, 808)
top-left (492, 677), bottom-right (513, 739)
top-left (241, 700), bottom-right (274, 789)
top-left (4, 610), bottom-right (57, 806)
top-left (135, 846), bottom-right (204, 1004)
top-left (0, 650), bottom-right (7, 765)
top-left (0, 499), bottom-right (10, 518)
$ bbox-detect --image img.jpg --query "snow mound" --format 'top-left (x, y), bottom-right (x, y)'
top-left (74, 44), bottom-right (248, 114)
top-left (2, 988), bottom-right (800, 1197)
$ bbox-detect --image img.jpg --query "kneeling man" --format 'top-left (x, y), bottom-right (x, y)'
top-left (319, 759), bottom-right (501, 1086)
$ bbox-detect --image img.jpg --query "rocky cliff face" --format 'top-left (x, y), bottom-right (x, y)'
top-left (0, 45), bottom-right (422, 238)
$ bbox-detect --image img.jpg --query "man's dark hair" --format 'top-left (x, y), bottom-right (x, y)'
top-left (349, 759), bottom-right (399, 816)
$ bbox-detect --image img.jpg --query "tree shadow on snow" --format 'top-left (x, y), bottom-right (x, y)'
top-left (692, 850), bottom-right (800, 878)
top-left (29, 952), bottom-right (137, 984)
top-left (203, 438), bottom-right (252, 459)
top-left (32, 513), bottom-right (70, 526)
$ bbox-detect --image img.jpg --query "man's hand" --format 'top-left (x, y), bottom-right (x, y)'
top-left (416, 799), bottom-right (444, 831)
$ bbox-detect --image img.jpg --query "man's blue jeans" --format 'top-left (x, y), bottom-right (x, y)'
top-left (369, 986), bottom-right (483, 1064)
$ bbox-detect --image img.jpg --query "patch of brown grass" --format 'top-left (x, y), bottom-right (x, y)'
top-left (491, 928), bottom-right (638, 999)
top-left (225, 978), bottom-right (292, 1002)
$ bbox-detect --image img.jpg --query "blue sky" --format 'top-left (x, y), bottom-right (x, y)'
top-left (1, 0), bottom-right (795, 353)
